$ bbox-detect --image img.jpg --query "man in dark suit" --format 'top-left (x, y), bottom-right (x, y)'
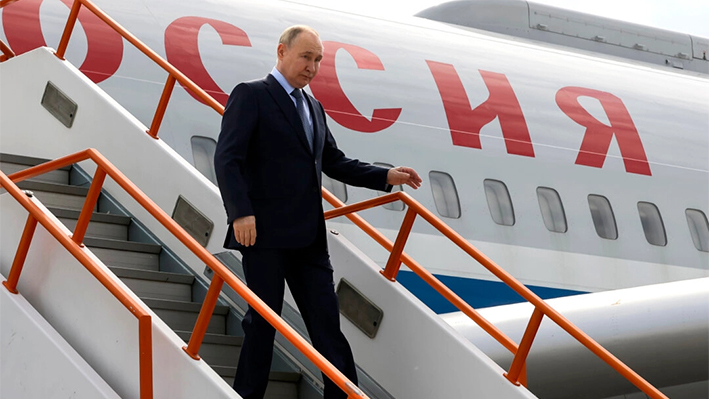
top-left (214, 25), bottom-right (421, 399)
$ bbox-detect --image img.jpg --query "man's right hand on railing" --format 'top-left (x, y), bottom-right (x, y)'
top-left (233, 215), bottom-right (256, 247)
top-left (387, 166), bottom-right (422, 189)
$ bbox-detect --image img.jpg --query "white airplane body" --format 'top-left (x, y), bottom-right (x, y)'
top-left (1, 0), bottom-right (708, 313)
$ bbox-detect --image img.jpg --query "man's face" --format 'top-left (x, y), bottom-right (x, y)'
top-left (277, 31), bottom-right (323, 89)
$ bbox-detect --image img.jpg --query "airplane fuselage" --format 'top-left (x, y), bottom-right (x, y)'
top-left (2, 0), bottom-right (707, 311)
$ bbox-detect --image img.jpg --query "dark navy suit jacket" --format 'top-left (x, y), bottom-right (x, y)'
top-left (214, 74), bottom-right (390, 249)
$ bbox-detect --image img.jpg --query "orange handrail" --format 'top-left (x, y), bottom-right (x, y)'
top-left (54, 0), bottom-right (225, 139)
top-left (323, 191), bottom-right (668, 399)
top-left (326, 194), bottom-right (522, 352)
top-left (0, 39), bottom-right (15, 62)
top-left (0, 0), bottom-right (20, 8)
top-left (2, 149), bottom-right (367, 399)
top-left (4, 0), bottom-right (664, 395)
top-left (0, 169), bottom-right (153, 398)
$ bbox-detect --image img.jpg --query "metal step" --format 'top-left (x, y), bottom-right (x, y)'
top-left (174, 330), bottom-right (242, 368)
top-left (110, 266), bottom-right (193, 302)
top-left (84, 236), bottom-right (161, 271)
top-left (173, 330), bottom-right (302, 397)
top-left (1, 153), bottom-right (303, 397)
top-left (142, 297), bottom-right (228, 335)
top-left (0, 153), bottom-right (71, 185)
top-left (211, 365), bottom-right (301, 399)
top-left (49, 207), bottom-right (130, 241)
top-left (15, 180), bottom-right (94, 211)
top-left (0, 161), bottom-right (70, 184)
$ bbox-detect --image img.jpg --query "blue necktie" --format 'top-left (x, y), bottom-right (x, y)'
top-left (291, 89), bottom-right (314, 151)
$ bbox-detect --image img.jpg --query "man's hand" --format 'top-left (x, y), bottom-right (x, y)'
top-left (387, 166), bottom-right (423, 189)
top-left (233, 215), bottom-right (256, 247)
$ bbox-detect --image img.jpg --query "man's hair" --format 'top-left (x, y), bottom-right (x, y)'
top-left (279, 25), bottom-right (319, 48)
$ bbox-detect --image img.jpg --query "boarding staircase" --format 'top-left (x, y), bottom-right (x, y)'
top-left (0, 1), bottom-right (675, 398)
top-left (0, 153), bottom-right (304, 398)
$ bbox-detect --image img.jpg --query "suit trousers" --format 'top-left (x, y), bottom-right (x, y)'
top-left (233, 227), bottom-right (358, 399)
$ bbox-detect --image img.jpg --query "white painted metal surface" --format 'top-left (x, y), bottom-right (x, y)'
top-left (327, 229), bottom-right (538, 398)
top-left (1, 0), bottom-right (707, 308)
top-left (442, 278), bottom-right (709, 398)
top-left (0, 47), bottom-right (231, 293)
top-left (0, 188), bottom-right (238, 397)
top-left (0, 271), bottom-right (120, 399)
top-left (417, 0), bottom-right (709, 74)
top-left (0, 46), bottom-right (542, 398)
top-left (0, 0), bottom-right (707, 394)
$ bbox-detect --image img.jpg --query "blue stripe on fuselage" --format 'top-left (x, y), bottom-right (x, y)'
top-left (396, 270), bottom-right (587, 313)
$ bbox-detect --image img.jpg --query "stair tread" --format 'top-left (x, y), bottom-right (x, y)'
top-left (16, 180), bottom-right (88, 195)
top-left (0, 153), bottom-right (302, 397)
top-left (141, 297), bottom-right (230, 315)
top-left (49, 207), bottom-right (131, 225)
top-left (0, 153), bottom-right (72, 169)
top-left (211, 366), bottom-right (301, 382)
top-left (109, 266), bottom-right (194, 284)
top-left (174, 330), bottom-right (243, 346)
top-left (84, 237), bottom-right (161, 254)
top-left (2, 155), bottom-right (306, 393)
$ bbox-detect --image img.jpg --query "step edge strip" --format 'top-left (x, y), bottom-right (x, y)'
top-left (109, 266), bottom-right (195, 284)
top-left (84, 237), bottom-right (162, 254)
top-left (142, 298), bottom-right (230, 314)
top-left (50, 207), bottom-right (131, 225)
top-left (16, 180), bottom-right (89, 195)
top-left (0, 153), bottom-right (73, 170)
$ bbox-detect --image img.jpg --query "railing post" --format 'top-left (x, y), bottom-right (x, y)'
top-left (138, 314), bottom-right (154, 399)
top-left (147, 74), bottom-right (177, 139)
top-left (0, 0), bottom-right (20, 8)
top-left (505, 307), bottom-right (544, 385)
top-left (346, 382), bottom-right (365, 398)
top-left (0, 39), bottom-right (15, 62)
top-left (381, 207), bottom-right (417, 281)
top-left (183, 274), bottom-right (224, 359)
top-left (56, 0), bottom-right (82, 60)
top-left (72, 167), bottom-right (107, 245)
top-left (2, 214), bottom-right (38, 294)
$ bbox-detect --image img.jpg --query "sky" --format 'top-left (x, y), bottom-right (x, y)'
top-left (292, 0), bottom-right (709, 38)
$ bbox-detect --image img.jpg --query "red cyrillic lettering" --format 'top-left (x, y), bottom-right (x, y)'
top-left (309, 41), bottom-right (401, 133)
top-left (556, 87), bottom-right (651, 176)
top-left (2, 0), bottom-right (123, 83)
top-left (164, 17), bottom-right (251, 106)
top-left (58, 0), bottom-right (123, 83)
top-left (2, 0), bottom-right (44, 55)
top-left (426, 61), bottom-right (535, 157)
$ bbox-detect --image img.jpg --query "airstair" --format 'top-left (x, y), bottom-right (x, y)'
top-left (0, 153), bottom-right (303, 398)
top-left (0, 45), bottom-right (538, 399)
top-left (0, 1), bottom-right (674, 398)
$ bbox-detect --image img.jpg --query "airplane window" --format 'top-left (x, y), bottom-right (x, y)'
top-left (484, 179), bottom-right (514, 226)
top-left (537, 187), bottom-right (567, 233)
top-left (588, 195), bottom-right (617, 240)
top-left (686, 209), bottom-right (709, 252)
top-left (190, 136), bottom-right (217, 184)
top-left (374, 162), bottom-right (404, 211)
top-left (637, 202), bottom-right (667, 246)
top-left (322, 175), bottom-right (348, 203)
top-left (429, 171), bottom-right (460, 219)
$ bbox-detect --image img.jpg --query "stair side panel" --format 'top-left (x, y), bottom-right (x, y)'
top-left (0, 275), bottom-right (120, 399)
top-left (328, 230), bottom-right (539, 399)
top-left (0, 194), bottom-right (239, 399)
